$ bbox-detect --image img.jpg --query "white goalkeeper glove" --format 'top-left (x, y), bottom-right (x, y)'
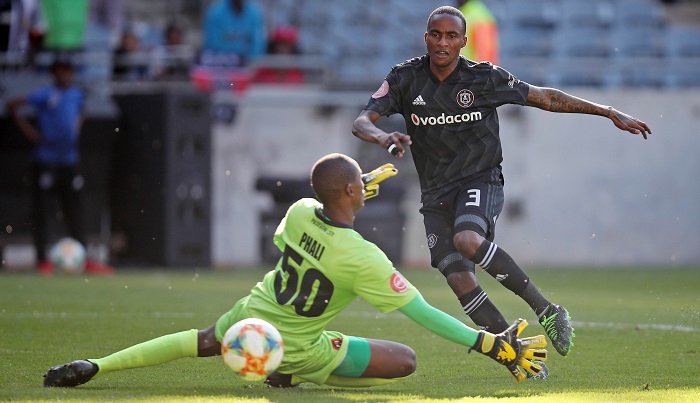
top-left (471, 318), bottom-right (548, 381)
top-left (361, 163), bottom-right (398, 200)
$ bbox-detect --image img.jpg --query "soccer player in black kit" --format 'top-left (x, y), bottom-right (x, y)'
top-left (352, 6), bottom-right (651, 359)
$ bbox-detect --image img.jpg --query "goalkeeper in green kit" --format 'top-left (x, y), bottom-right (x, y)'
top-left (43, 153), bottom-right (547, 388)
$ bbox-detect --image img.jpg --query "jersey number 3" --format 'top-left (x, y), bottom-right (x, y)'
top-left (465, 189), bottom-right (481, 207)
top-left (274, 245), bottom-right (334, 317)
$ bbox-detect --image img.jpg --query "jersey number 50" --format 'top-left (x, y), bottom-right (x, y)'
top-left (274, 245), bottom-right (334, 317)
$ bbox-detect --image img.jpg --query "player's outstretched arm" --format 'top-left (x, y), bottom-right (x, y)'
top-left (525, 85), bottom-right (652, 139)
top-left (352, 110), bottom-right (412, 157)
top-left (398, 295), bottom-right (547, 381)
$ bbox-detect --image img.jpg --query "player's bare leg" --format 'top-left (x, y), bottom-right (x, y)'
top-left (267, 338), bottom-right (416, 388)
top-left (197, 324), bottom-right (222, 357)
top-left (361, 338), bottom-right (416, 378)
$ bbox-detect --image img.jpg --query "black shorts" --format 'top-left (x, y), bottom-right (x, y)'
top-left (419, 167), bottom-right (504, 277)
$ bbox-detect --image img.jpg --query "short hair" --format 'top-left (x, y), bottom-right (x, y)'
top-left (310, 153), bottom-right (360, 204)
top-left (427, 6), bottom-right (467, 35)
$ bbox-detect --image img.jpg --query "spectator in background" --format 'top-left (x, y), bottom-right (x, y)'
top-left (457, 0), bottom-right (499, 64)
top-left (149, 20), bottom-right (194, 81)
top-left (4, 57), bottom-right (114, 276)
top-left (267, 25), bottom-right (300, 56)
top-left (252, 25), bottom-right (305, 84)
top-left (201, 0), bottom-right (266, 67)
top-left (113, 29), bottom-right (148, 80)
top-left (88, 0), bottom-right (124, 48)
top-left (0, 0), bottom-right (40, 57)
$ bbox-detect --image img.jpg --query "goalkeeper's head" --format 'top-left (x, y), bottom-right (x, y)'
top-left (310, 153), bottom-right (365, 216)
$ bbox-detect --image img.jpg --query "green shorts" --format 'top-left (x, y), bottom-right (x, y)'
top-left (216, 296), bottom-right (349, 385)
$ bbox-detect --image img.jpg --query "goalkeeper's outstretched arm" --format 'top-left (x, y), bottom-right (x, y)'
top-left (398, 294), bottom-right (547, 381)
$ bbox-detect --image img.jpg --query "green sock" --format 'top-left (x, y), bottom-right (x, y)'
top-left (323, 374), bottom-right (405, 387)
top-left (89, 329), bottom-right (198, 377)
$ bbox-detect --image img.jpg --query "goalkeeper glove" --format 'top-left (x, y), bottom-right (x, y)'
top-left (471, 318), bottom-right (548, 382)
top-left (361, 163), bottom-right (398, 200)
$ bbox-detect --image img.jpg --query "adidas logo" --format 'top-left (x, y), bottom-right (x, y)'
top-left (495, 274), bottom-right (509, 282)
top-left (412, 95), bottom-right (426, 106)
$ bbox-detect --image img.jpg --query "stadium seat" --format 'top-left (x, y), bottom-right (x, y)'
top-left (552, 64), bottom-right (607, 88)
top-left (500, 26), bottom-right (553, 58)
top-left (665, 25), bottom-right (700, 59)
top-left (555, 25), bottom-right (612, 59)
top-left (611, 64), bottom-right (665, 88)
top-left (613, 0), bottom-right (666, 28)
top-left (334, 58), bottom-right (383, 87)
top-left (330, 27), bottom-right (378, 57)
top-left (664, 67), bottom-right (700, 89)
top-left (611, 26), bottom-right (666, 58)
top-left (297, 25), bottom-right (326, 56)
top-left (297, 0), bottom-right (328, 26)
top-left (560, 0), bottom-right (615, 28)
top-left (501, 0), bottom-right (560, 29)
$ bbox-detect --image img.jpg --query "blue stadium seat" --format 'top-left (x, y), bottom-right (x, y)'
top-left (297, 25), bottom-right (326, 55)
top-left (613, 0), bottom-right (666, 28)
top-left (501, 0), bottom-right (560, 29)
top-left (560, 0), bottom-right (615, 28)
top-left (297, 0), bottom-right (329, 27)
top-left (610, 64), bottom-right (665, 88)
top-left (552, 65), bottom-right (607, 88)
top-left (334, 58), bottom-right (383, 87)
top-left (611, 26), bottom-right (666, 58)
top-left (500, 25), bottom-right (554, 58)
top-left (664, 66), bottom-right (700, 89)
top-left (665, 25), bottom-right (700, 59)
top-left (330, 27), bottom-right (377, 57)
top-left (555, 26), bottom-right (612, 59)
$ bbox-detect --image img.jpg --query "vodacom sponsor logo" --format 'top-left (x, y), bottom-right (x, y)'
top-left (410, 111), bottom-right (483, 126)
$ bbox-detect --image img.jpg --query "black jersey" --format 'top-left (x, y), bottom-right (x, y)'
top-left (364, 55), bottom-right (529, 204)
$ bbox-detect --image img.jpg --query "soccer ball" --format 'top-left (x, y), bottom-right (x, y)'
top-left (49, 237), bottom-right (86, 274)
top-left (221, 318), bottom-right (284, 381)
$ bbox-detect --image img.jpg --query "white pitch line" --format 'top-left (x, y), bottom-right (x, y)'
top-left (331, 311), bottom-right (700, 333)
top-left (4, 311), bottom-right (699, 333)
top-left (570, 320), bottom-right (699, 333)
top-left (5, 311), bottom-right (199, 319)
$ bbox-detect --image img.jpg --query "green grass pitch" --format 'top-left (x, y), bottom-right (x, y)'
top-left (1, 266), bottom-right (699, 402)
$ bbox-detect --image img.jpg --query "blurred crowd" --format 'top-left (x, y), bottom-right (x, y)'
top-left (2, 0), bottom-right (699, 90)
top-left (0, 0), bottom-right (306, 86)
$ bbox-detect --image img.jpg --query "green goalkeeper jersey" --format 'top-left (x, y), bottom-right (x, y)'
top-left (244, 198), bottom-right (419, 353)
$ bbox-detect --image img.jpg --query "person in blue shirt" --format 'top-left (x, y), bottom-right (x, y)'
top-left (5, 58), bottom-right (113, 276)
top-left (202, 0), bottom-right (266, 65)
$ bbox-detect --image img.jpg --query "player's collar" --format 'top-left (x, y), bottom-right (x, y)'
top-left (315, 208), bottom-right (352, 229)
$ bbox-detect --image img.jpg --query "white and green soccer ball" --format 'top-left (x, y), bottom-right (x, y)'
top-left (49, 237), bottom-right (86, 274)
top-left (221, 318), bottom-right (284, 381)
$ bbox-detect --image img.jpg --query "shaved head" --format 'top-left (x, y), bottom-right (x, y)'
top-left (311, 153), bottom-right (361, 204)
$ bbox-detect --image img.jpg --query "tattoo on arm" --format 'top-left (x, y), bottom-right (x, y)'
top-left (528, 87), bottom-right (609, 116)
